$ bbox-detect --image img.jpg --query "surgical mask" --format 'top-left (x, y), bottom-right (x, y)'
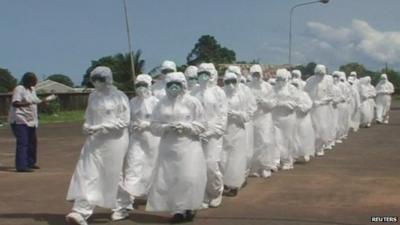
top-left (136, 86), bottom-right (148, 97)
top-left (252, 72), bottom-right (261, 80)
top-left (93, 81), bottom-right (107, 91)
top-left (166, 83), bottom-right (183, 97)
top-left (198, 73), bottom-right (210, 86)
top-left (187, 78), bottom-right (197, 87)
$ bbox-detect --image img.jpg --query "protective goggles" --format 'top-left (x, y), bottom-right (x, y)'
top-left (161, 69), bottom-right (175, 75)
top-left (224, 79), bottom-right (237, 85)
top-left (166, 81), bottom-right (183, 89)
top-left (90, 74), bottom-right (106, 83)
top-left (135, 82), bottom-right (149, 88)
top-left (188, 77), bottom-right (198, 81)
top-left (198, 71), bottom-right (211, 77)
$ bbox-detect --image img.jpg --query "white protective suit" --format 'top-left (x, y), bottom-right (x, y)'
top-left (247, 65), bottom-right (277, 176)
top-left (66, 66), bottom-right (130, 219)
top-left (190, 63), bottom-right (227, 207)
top-left (120, 74), bottom-right (160, 199)
top-left (304, 65), bottom-right (333, 156)
top-left (292, 70), bottom-right (306, 90)
top-left (337, 72), bottom-right (351, 139)
top-left (152, 60), bottom-right (177, 100)
top-left (185, 65), bottom-right (199, 91)
top-left (221, 72), bottom-right (250, 189)
top-left (375, 74), bottom-right (394, 123)
top-left (146, 72), bottom-right (207, 213)
top-left (226, 65), bottom-right (257, 176)
top-left (271, 69), bottom-right (297, 169)
top-left (348, 76), bottom-right (361, 131)
top-left (291, 79), bottom-right (315, 161)
top-left (331, 71), bottom-right (346, 142)
top-left (359, 76), bottom-right (376, 127)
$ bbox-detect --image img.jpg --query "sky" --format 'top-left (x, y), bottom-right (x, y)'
top-left (1, 0), bottom-right (400, 85)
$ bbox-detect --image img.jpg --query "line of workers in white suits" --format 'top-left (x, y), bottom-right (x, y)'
top-left (65, 61), bottom-right (395, 225)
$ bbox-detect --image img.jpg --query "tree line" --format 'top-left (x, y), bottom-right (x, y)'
top-left (1, 35), bottom-right (399, 93)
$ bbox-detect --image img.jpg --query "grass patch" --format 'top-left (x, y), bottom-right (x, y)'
top-left (395, 95), bottom-right (400, 101)
top-left (39, 110), bottom-right (85, 124)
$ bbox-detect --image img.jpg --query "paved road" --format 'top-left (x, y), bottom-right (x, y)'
top-left (1, 103), bottom-right (399, 225)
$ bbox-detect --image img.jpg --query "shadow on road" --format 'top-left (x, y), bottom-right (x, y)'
top-left (0, 166), bottom-right (15, 172)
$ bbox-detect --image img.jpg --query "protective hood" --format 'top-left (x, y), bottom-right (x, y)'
top-left (339, 72), bottom-right (347, 82)
top-left (166, 72), bottom-right (187, 87)
top-left (276, 68), bottom-right (290, 82)
top-left (161, 60), bottom-right (177, 72)
top-left (380, 73), bottom-right (388, 81)
top-left (314, 64), bottom-right (327, 75)
top-left (250, 64), bottom-right (263, 74)
top-left (292, 70), bottom-right (302, 79)
top-left (350, 71), bottom-right (358, 77)
top-left (184, 65), bottom-right (198, 79)
top-left (135, 74), bottom-right (152, 86)
top-left (224, 71), bottom-right (238, 81)
top-left (198, 63), bottom-right (218, 82)
top-left (90, 66), bottom-right (113, 84)
top-left (227, 65), bottom-right (242, 76)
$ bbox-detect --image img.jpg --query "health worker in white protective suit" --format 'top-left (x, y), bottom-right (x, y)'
top-left (337, 72), bottom-right (351, 140)
top-left (226, 65), bottom-right (257, 177)
top-left (185, 65), bottom-right (199, 91)
top-left (271, 69), bottom-right (297, 170)
top-left (221, 71), bottom-right (250, 197)
top-left (146, 72), bottom-right (207, 223)
top-left (291, 78), bottom-right (315, 162)
top-left (331, 71), bottom-right (346, 143)
top-left (347, 76), bottom-right (361, 132)
top-left (190, 63), bottom-right (228, 208)
top-left (304, 64), bottom-right (333, 156)
top-left (66, 66), bottom-right (130, 225)
top-left (375, 74), bottom-right (394, 124)
top-left (291, 70), bottom-right (306, 90)
top-left (152, 60), bottom-right (177, 100)
top-left (110, 74), bottom-right (161, 221)
top-left (359, 76), bottom-right (376, 127)
top-left (247, 65), bottom-right (277, 177)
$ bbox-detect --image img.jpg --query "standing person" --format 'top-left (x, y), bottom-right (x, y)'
top-left (111, 74), bottom-right (160, 221)
top-left (347, 76), bottom-right (361, 132)
top-left (304, 64), bottom-right (333, 156)
top-left (375, 74), bottom-right (394, 124)
top-left (291, 79), bottom-right (315, 162)
top-left (190, 63), bottom-right (228, 208)
top-left (247, 65), bottom-right (277, 177)
top-left (66, 66), bottom-right (130, 225)
top-left (359, 76), bottom-right (376, 128)
top-left (146, 72), bottom-right (207, 223)
top-left (221, 71), bottom-right (249, 196)
top-left (184, 65), bottom-right (199, 91)
top-left (152, 60), bottom-right (177, 100)
top-left (271, 69), bottom-right (298, 170)
top-left (8, 72), bottom-right (56, 172)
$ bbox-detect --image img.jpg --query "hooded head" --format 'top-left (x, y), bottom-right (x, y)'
top-left (292, 70), bottom-right (302, 79)
top-left (380, 73), bottom-right (388, 81)
top-left (227, 65), bottom-right (242, 77)
top-left (291, 79), bottom-right (301, 90)
top-left (184, 65), bottom-right (198, 88)
top-left (348, 76), bottom-right (355, 85)
top-left (223, 72), bottom-right (238, 94)
top-left (332, 71), bottom-right (341, 83)
top-left (165, 72), bottom-right (186, 98)
top-left (339, 72), bottom-right (347, 82)
top-left (197, 63), bottom-right (217, 87)
top-left (90, 66), bottom-right (113, 91)
top-left (268, 78), bottom-right (276, 86)
top-left (160, 60), bottom-right (177, 76)
top-left (135, 74), bottom-right (152, 97)
top-left (250, 64), bottom-right (263, 81)
top-left (314, 64), bottom-right (327, 76)
top-left (275, 68), bottom-right (290, 87)
top-left (350, 71), bottom-right (358, 78)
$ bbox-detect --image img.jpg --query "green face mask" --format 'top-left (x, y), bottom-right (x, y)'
top-left (166, 83), bottom-right (182, 96)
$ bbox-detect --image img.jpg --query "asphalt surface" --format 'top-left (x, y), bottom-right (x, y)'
top-left (1, 102), bottom-right (399, 225)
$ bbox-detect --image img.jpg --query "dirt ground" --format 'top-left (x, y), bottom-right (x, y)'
top-left (1, 103), bottom-right (400, 225)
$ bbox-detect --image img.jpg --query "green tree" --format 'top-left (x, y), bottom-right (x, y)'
top-left (187, 35), bottom-right (236, 65)
top-left (339, 62), bottom-right (369, 77)
top-left (0, 67), bottom-right (17, 93)
top-left (47, 74), bottom-right (74, 87)
top-left (82, 50), bottom-right (145, 91)
top-left (293, 62), bottom-right (316, 80)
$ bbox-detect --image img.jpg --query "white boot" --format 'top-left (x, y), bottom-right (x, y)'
top-left (66, 212), bottom-right (88, 225)
top-left (304, 155), bottom-right (310, 162)
top-left (261, 169), bottom-right (272, 178)
top-left (111, 209), bottom-right (130, 221)
top-left (209, 193), bottom-right (223, 208)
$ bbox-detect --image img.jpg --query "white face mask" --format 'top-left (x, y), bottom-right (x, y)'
top-left (136, 86), bottom-right (148, 97)
top-left (166, 83), bottom-right (183, 97)
top-left (93, 81), bottom-right (107, 91)
top-left (187, 79), bottom-right (197, 87)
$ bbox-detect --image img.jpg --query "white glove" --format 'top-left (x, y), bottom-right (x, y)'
top-left (45, 94), bottom-right (57, 102)
top-left (171, 121), bottom-right (193, 134)
top-left (131, 120), bottom-right (150, 132)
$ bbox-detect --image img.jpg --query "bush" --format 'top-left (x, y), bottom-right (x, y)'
top-left (39, 99), bottom-right (61, 115)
